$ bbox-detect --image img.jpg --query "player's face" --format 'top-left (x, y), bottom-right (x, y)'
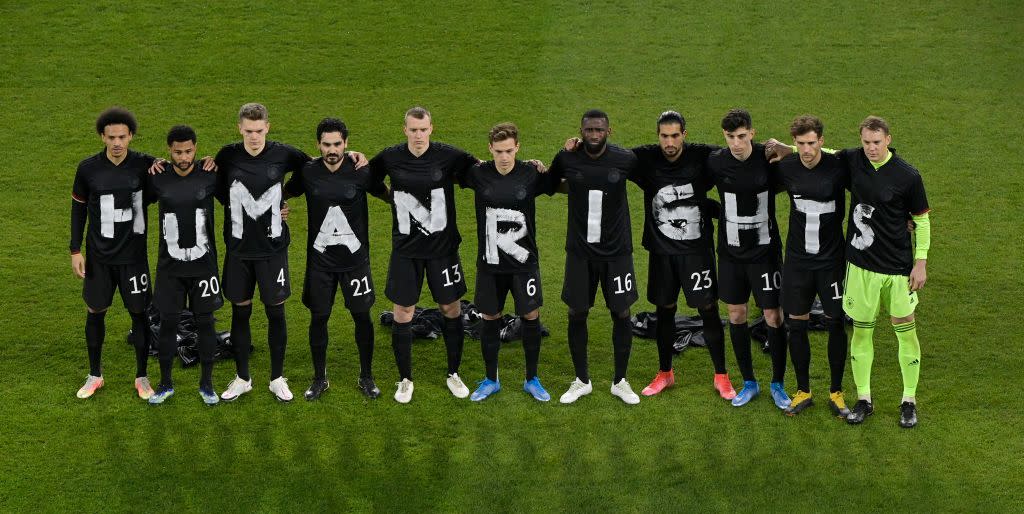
top-left (318, 131), bottom-right (347, 166)
top-left (580, 117), bottom-right (610, 154)
top-left (404, 116), bottom-right (433, 152)
top-left (723, 126), bottom-right (755, 159)
top-left (793, 132), bottom-right (823, 166)
top-left (101, 124), bottom-right (133, 159)
top-left (168, 140), bottom-right (196, 171)
top-left (238, 119), bottom-right (270, 152)
top-left (658, 122), bottom-right (686, 160)
top-left (860, 128), bottom-right (892, 163)
top-left (488, 138), bottom-right (519, 171)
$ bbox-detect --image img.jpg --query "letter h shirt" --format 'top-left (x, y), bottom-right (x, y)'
top-left (459, 160), bottom-right (558, 273)
top-left (369, 142), bottom-right (477, 259)
top-left (215, 141), bottom-right (309, 259)
top-left (707, 143), bottom-right (783, 263)
top-left (146, 169), bottom-right (219, 277)
top-left (72, 149), bottom-right (155, 265)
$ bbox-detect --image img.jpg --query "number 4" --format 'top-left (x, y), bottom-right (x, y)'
top-left (277, 268), bottom-right (286, 286)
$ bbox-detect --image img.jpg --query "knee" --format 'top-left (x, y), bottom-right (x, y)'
top-left (522, 309), bottom-right (539, 321)
top-left (891, 314), bottom-right (915, 325)
top-left (763, 308), bottom-right (782, 327)
top-left (439, 301), bottom-right (461, 319)
top-left (568, 309), bottom-right (589, 323)
top-left (727, 304), bottom-right (747, 324)
top-left (264, 303), bottom-right (285, 322)
top-left (610, 309), bottom-right (630, 321)
top-left (194, 312), bottom-right (215, 327)
top-left (393, 304), bottom-right (415, 324)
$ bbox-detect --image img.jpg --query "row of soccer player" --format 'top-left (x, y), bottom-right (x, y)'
top-left (69, 104), bottom-right (931, 427)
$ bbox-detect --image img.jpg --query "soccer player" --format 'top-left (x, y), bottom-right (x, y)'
top-left (283, 117), bottom-right (388, 400)
top-left (458, 122), bottom-right (556, 402)
top-left (840, 116), bottom-right (930, 428)
top-left (627, 111), bottom-right (734, 399)
top-left (215, 103), bottom-right (310, 402)
top-left (550, 109), bottom-right (641, 405)
top-left (773, 115), bottom-right (851, 417)
top-left (146, 125), bottom-right (223, 405)
top-left (707, 108), bottom-right (790, 409)
top-left (71, 107), bottom-right (158, 400)
top-left (369, 107), bottom-right (479, 403)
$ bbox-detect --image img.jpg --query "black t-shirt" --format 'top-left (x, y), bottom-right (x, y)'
top-left (459, 160), bottom-right (558, 272)
top-left (145, 169), bottom-right (219, 277)
top-left (776, 152), bottom-right (849, 270)
top-left (840, 149), bottom-right (929, 276)
top-left (369, 142), bottom-right (477, 258)
top-left (707, 143), bottom-right (783, 263)
top-left (214, 141), bottom-right (310, 259)
top-left (549, 144), bottom-right (638, 260)
top-left (71, 150), bottom-right (155, 264)
top-left (284, 157), bottom-right (385, 272)
top-left (630, 143), bottom-right (717, 255)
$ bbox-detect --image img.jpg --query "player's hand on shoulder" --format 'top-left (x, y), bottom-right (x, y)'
top-left (564, 137), bottom-right (582, 152)
top-left (148, 159), bottom-right (168, 175)
top-left (527, 159), bottom-right (548, 173)
top-left (281, 202), bottom-right (290, 222)
top-left (346, 151), bottom-right (369, 169)
top-left (200, 156), bottom-right (218, 172)
top-left (71, 253), bottom-right (85, 279)
top-left (764, 138), bottom-right (791, 163)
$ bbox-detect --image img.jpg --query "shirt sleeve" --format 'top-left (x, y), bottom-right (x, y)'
top-left (452, 147), bottom-right (479, 185)
top-left (214, 147), bottom-right (229, 205)
top-left (286, 144), bottom-right (311, 173)
top-left (71, 163), bottom-right (88, 203)
top-left (143, 174), bottom-right (158, 205)
top-left (283, 164), bottom-right (306, 198)
top-left (906, 173), bottom-right (930, 216)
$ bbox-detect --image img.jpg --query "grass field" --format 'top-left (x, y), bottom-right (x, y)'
top-left (1, 1), bottom-right (1022, 511)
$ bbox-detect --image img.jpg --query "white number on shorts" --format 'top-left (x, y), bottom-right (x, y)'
top-left (441, 264), bottom-right (462, 287)
top-left (277, 268), bottom-right (286, 286)
top-left (199, 276), bottom-right (221, 297)
top-left (760, 271), bottom-right (781, 291)
top-left (612, 273), bottom-right (633, 294)
top-left (128, 273), bottom-right (149, 294)
top-left (526, 278), bottom-right (537, 297)
top-left (831, 281), bottom-right (842, 300)
top-left (690, 269), bottom-right (712, 291)
top-left (350, 276), bottom-right (371, 296)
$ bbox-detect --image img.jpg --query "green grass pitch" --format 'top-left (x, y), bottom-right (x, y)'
top-left (0, 1), bottom-right (1021, 511)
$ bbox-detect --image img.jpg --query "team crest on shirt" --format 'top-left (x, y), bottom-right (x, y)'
top-left (265, 164), bottom-right (283, 180)
top-left (608, 170), bottom-right (621, 183)
top-left (515, 186), bottom-right (527, 200)
top-left (431, 168), bottom-right (444, 181)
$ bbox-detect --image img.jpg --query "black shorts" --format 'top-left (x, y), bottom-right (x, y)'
top-left (561, 252), bottom-right (638, 313)
top-left (646, 251), bottom-right (718, 309)
top-left (222, 251), bottom-right (291, 305)
top-left (385, 252), bottom-right (467, 307)
top-left (153, 270), bottom-right (224, 315)
top-left (303, 263), bottom-right (376, 314)
top-left (474, 267), bottom-right (542, 316)
top-left (82, 258), bottom-right (151, 313)
top-left (718, 256), bottom-right (782, 309)
top-left (782, 260), bottom-right (845, 318)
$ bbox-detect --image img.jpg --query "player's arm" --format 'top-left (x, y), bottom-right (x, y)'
top-left (548, 152), bottom-right (569, 194)
top-left (70, 167), bottom-right (88, 278)
top-left (368, 153), bottom-right (392, 202)
top-left (452, 148), bottom-right (482, 186)
top-left (213, 147), bottom-right (229, 205)
top-left (346, 151), bottom-right (369, 169)
top-left (907, 175), bottom-right (931, 291)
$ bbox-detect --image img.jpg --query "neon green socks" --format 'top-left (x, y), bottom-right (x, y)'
top-left (850, 320), bottom-right (876, 400)
top-left (894, 321), bottom-right (921, 400)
